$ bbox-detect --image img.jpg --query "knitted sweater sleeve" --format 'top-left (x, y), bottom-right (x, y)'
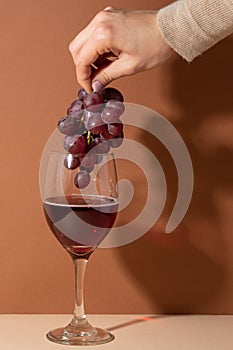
top-left (157, 0), bottom-right (233, 62)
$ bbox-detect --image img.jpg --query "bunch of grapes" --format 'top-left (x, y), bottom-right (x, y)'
top-left (57, 87), bottom-right (124, 189)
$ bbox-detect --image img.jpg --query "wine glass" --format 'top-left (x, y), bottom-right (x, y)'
top-left (40, 150), bottom-right (118, 345)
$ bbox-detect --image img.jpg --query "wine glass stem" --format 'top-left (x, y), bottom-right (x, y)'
top-left (72, 258), bottom-right (88, 325)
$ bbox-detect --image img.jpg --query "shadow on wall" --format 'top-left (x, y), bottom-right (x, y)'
top-left (116, 37), bottom-right (233, 314)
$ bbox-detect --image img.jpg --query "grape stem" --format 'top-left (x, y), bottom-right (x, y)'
top-left (87, 130), bottom-right (92, 145)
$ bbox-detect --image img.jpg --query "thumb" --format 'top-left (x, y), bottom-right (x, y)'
top-left (92, 57), bottom-right (132, 91)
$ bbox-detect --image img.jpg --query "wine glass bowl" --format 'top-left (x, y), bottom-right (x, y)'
top-left (40, 147), bottom-right (118, 345)
top-left (42, 151), bottom-right (118, 259)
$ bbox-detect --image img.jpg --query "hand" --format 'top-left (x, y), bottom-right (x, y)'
top-left (69, 7), bottom-right (173, 92)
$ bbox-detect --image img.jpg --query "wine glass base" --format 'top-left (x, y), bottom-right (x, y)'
top-left (46, 326), bottom-right (114, 346)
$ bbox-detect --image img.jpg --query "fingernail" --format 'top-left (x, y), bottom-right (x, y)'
top-left (92, 80), bottom-right (104, 92)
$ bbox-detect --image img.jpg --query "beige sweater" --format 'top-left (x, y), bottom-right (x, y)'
top-left (157, 0), bottom-right (233, 62)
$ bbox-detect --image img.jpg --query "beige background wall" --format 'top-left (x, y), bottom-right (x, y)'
top-left (0, 0), bottom-right (232, 314)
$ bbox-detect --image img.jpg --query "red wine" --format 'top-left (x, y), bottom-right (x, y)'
top-left (43, 194), bottom-right (118, 259)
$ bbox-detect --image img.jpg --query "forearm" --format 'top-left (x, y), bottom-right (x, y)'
top-left (157, 0), bottom-right (233, 62)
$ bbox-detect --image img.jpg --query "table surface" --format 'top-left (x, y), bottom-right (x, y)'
top-left (0, 314), bottom-right (232, 350)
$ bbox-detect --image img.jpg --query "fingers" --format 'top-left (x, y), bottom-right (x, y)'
top-left (69, 7), bottom-right (124, 91)
top-left (69, 8), bottom-right (115, 61)
top-left (75, 65), bottom-right (92, 93)
top-left (69, 21), bottom-right (96, 63)
top-left (69, 9), bottom-right (108, 69)
top-left (72, 35), bottom-right (109, 92)
top-left (71, 20), bottom-right (120, 91)
top-left (92, 55), bottom-right (136, 87)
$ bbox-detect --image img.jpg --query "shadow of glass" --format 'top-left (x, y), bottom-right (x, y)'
top-left (106, 315), bottom-right (164, 331)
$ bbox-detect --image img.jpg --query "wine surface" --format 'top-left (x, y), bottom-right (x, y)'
top-left (43, 194), bottom-right (118, 259)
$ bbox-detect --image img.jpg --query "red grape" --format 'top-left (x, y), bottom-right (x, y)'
top-left (67, 99), bottom-right (83, 115)
top-left (84, 112), bottom-right (106, 135)
top-left (80, 164), bottom-right (94, 173)
top-left (77, 88), bottom-right (88, 100)
top-left (80, 153), bottom-right (97, 168)
top-left (110, 134), bottom-right (124, 148)
top-left (107, 122), bottom-right (123, 137)
top-left (95, 154), bottom-right (103, 164)
top-left (99, 127), bottom-right (114, 140)
top-left (101, 100), bottom-right (125, 124)
top-left (57, 86), bottom-right (125, 188)
top-left (102, 87), bottom-right (124, 102)
top-left (64, 154), bottom-right (80, 170)
top-left (57, 115), bottom-right (83, 136)
top-left (84, 92), bottom-right (104, 113)
top-left (63, 134), bottom-right (87, 154)
top-left (91, 138), bottom-right (111, 154)
top-left (74, 171), bottom-right (90, 189)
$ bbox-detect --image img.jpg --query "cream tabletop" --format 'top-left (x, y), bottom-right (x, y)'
top-left (0, 314), bottom-right (232, 350)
